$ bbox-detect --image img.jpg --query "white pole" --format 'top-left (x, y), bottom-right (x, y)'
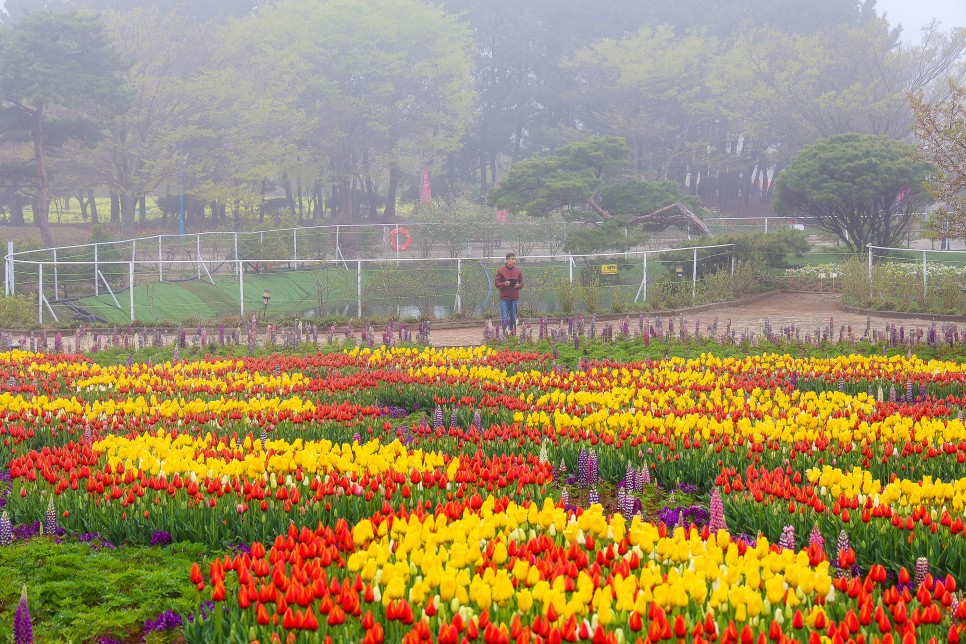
top-left (764, 217), bottom-right (768, 234)
top-left (94, 244), bottom-right (99, 296)
top-left (293, 227), bottom-right (298, 269)
top-left (52, 248), bottom-right (58, 300)
top-left (868, 246), bottom-right (873, 299)
top-left (692, 248), bottom-right (698, 298)
top-left (568, 254), bottom-right (573, 284)
top-left (239, 260), bottom-right (244, 317)
top-left (158, 236), bottom-right (163, 281)
top-left (456, 258), bottom-right (462, 314)
top-left (731, 251), bottom-right (735, 276)
top-left (357, 259), bottom-right (362, 319)
top-left (233, 232), bottom-right (239, 276)
top-left (634, 253), bottom-right (647, 303)
top-left (38, 263), bottom-right (43, 324)
top-left (129, 261), bottom-right (135, 321)
top-left (923, 250), bottom-right (928, 302)
top-left (7, 241), bottom-right (14, 296)
top-left (395, 224), bottom-right (400, 267)
top-left (196, 234), bottom-right (201, 279)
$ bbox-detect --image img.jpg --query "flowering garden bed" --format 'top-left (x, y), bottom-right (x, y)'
top-left (2, 338), bottom-right (966, 642)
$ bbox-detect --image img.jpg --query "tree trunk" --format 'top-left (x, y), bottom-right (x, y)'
top-left (120, 192), bottom-right (137, 236)
top-left (296, 177), bottom-right (304, 221)
top-left (89, 191), bottom-right (98, 225)
top-left (31, 104), bottom-right (53, 247)
top-left (384, 166), bottom-right (400, 220)
top-left (210, 201), bottom-right (219, 225)
top-left (480, 150), bottom-right (487, 196)
top-left (110, 191), bottom-right (120, 225)
top-left (312, 180), bottom-right (323, 219)
top-left (9, 189), bottom-right (25, 226)
top-left (139, 195), bottom-right (147, 224)
top-left (259, 179), bottom-right (267, 222)
top-left (77, 191), bottom-right (89, 221)
top-left (282, 174), bottom-right (297, 218)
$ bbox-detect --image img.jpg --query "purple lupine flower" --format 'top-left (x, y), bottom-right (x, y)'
top-left (45, 497), bottom-right (57, 535)
top-left (708, 488), bottom-right (728, 534)
top-left (172, 345), bottom-right (179, 362)
top-left (914, 557), bottom-right (930, 589)
top-left (260, 427), bottom-right (268, 450)
top-left (419, 414), bottom-right (428, 431)
top-left (352, 432), bottom-right (361, 444)
top-left (809, 523), bottom-right (825, 551)
top-left (560, 488), bottom-right (569, 508)
top-left (616, 487), bottom-right (626, 516)
top-left (0, 511), bottom-right (11, 545)
top-left (588, 487), bottom-right (600, 506)
top-left (577, 449), bottom-right (589, 488)
top-left (14, 586), bottom-right (31, 644)
top-left (144, 609), bottom-right (183, 633)
top-left (640, 462), bottom-right (651, 486)
top-left (433, 406), bottom-right (444, 428)
top-left (149, 531), bottom-right (172, 546)
top-left (558, 459), bottom-right (567, 481)
top-left (621, 490), bottom-right (635, 518)
top-left (623, 464), bottom-right (635, 490)
top-left (779, 525), bottom-right (795, 550)
top-left (449, 408), bottom-right (459, 429)
top-left (472, 410), bottom-right (482, 432)
top-left (587, 452), bottom-right (598, 487)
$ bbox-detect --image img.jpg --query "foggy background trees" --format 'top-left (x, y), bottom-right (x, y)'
top-left (0, 0), bottom-right (963, 246)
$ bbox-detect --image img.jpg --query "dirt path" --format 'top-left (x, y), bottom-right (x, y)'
top-left (12, 292), bottom-right (957, 352)
top-left (428, 292), bottom-right (955, 347)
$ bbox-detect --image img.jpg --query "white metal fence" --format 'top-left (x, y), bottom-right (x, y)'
top-left (866, 244), bottom-right (966, 303)
top-left (4, 223), bottom-right (735, 324)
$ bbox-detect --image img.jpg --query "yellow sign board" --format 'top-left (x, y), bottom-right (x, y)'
top-left (601, 264), bottom-right (618, 275)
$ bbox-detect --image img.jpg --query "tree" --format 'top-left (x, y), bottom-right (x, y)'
top-left (773, 134), bottom-right (931, 253)
top-left (0, 11), bottom-right (128, 246)
top-left (912, 81), bottom-right (966, 240)
top-left (488, 136), bottom-right (630, 219)
top-left (489, 137), bottom-right (713, 253)
top-left (252, 0), bottom-right (474, 220)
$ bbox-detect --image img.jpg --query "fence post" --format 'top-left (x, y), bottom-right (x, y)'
top-left (233, 232), bottom-right (239, 276)
top-left (158, 236), bottom-right (163, 281)
top-left (764, 217), bottom-right (769, 234)
top-left (238, 260), bottom-right (244, 317)
top-left (456, 258), bottom-right (462, 314)
top-left (868, 246), bottom-right (873, 299)
top-left (38, 263), bottom-right (43, 324)
top-left (395, 224), bottom-right (400, 267)
top-left (634, 252), bottom-right (647, 303)
top-left (6, 241), bottom-right (13, 296)
top-left (52, 248), bottom-right (58, 300)
top-left (129, 261), bottom-right (135, 321)
top-left (731, 250), bottom-right (735, 276)
top-left (196, 234), bottom-right (202, 279)
top-left (923, 250), bottom-right (928, 302)
top-left (692, 248), bottom-right (697, 299)
top-left (357, 260), bottom-right (362, 319)
top-left (94, 244), bottom-right (99, 296)
top-left (293, 228), bottom-right (298, 269)
top-left (568, 254), bottom-right (573, 284)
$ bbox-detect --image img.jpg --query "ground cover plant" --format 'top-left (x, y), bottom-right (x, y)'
top-left (3, 333), bottom-right (966, 642)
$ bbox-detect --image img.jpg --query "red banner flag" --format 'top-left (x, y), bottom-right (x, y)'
top-left (420, 168), bottom-right (432, 204)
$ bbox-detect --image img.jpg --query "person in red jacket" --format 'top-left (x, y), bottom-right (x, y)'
top-left (495, 252), bottom-right (523, 335)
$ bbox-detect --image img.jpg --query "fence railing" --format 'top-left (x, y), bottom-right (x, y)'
top-left (866, 244), bottom-right (966, 303)
top-left (4, 224), bottom-right (735, 324)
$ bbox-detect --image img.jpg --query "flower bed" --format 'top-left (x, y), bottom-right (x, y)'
top-left (2, 344), bottom-right (966, 642)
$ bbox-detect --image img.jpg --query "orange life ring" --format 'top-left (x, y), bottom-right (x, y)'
top-left (389, 227), bottom-right (412, 251)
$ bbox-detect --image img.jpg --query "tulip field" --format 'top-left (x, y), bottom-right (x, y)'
top-left (4, 340), bottom-right (966, 643)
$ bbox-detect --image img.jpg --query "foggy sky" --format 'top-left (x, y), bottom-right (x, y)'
top-left (875, 0), bottom-right (965, 43)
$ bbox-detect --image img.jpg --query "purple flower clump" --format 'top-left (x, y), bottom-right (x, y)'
top-left (144, 609), bottom-right (182, 633)
top-left (150, 531), bottom-right (172, 546)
